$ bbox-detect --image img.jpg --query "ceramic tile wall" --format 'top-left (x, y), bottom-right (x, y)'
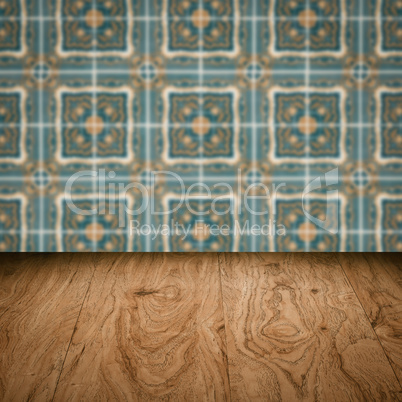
top-left (0, 0), bottom-right (401, 251)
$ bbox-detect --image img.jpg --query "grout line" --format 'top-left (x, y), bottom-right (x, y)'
top-left (51, 256), bottom-right (98, 401)
top-left (38, 0), bottom-right (45, 251)
top-left (0, 228), bottom-right (402, 238)
top-left (2, 229), bottom-right (402, 235)
top-left (2, 68), bottom-right (402, 75)
top-left (0, 122), bottom-right (400, 128)
top-left (5, 15), bottom-right (402, 21)
top-left (197, 0), bottom-right (204, 252)
top-left (304, 0), bottom-right (311, 252)
top-left (250, 0), bottom-right (258, 252)
top-left (1, 174), bottom-right (401, 182)
top-left (335, 254), bottom-right (402, 390)
top-left (145, 0), bottom-right (151, 252)
top-left (52, 230), bottom-right (402, 235)
top-left (358, 0), bottom-right (364, 252)
top-left (91, 0), bottom-right (98, 252)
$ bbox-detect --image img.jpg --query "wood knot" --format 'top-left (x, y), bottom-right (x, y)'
top-left (264, 263), bottom-right (281, 275)
top-left (133, 290), bottom-right (156, 297)
top-left (311, 289), bottom-right (319, 294)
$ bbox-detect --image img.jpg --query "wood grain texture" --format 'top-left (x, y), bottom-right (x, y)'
top-left (338, 253), bottom-right (402, 385)
top-left (0, 253), bottom-right (95, 401)
top-left (219, 253), bottom-right (401, 401)
top-left (53, 253), bottom-right (230, 401)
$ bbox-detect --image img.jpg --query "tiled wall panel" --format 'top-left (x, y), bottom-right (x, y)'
top-left (0, 0), bottom-right (401, 251)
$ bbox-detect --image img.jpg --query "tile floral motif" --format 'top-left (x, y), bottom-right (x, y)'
top-left (269, 88), bottom-right (344, 159)
top-left (379, 0), bottom-right (402, 53)
top-left (164, 0), bottom-right (238, 56)
top-left (59, 198), bottom-right (129, 251)
top-left (271, 0), bottom-right (345, 55)
top-left (0, 0), bottom-right (25, 55)
top-left (56, 88), bottom-right (133, 160)
top-left (0, 0), bottom-right (401, 251)
top-left (164, 88), bottom-right (238, 162)
top-left (0, 90), bottom-right (26, 160)
top-left (377, 90), bottom-right (402, 159)
top-left (165, 198), bottom-right (235, 251)
top-left (275, 198), bottom-right (343, 251)
top-left (0, 198), bottom-right (25, 252)
top-left (58, 0), bottom-right (132, 55)
top-left (380, 199), bottom-right (402, 251)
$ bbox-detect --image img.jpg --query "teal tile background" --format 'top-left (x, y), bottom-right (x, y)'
top-left (0, 0), bottom-right (402, 251)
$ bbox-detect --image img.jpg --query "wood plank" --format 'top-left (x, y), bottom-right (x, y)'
top-left (338, 253), bottom-right (402, 385)
top-left (53, 253), bottom-right (230, 401)
top-left (0, 253), bottom-right (95, 401)
top-left (378, 253), bottom-right (402, 288)
top-left (219, 253), bottom-right (401, 401)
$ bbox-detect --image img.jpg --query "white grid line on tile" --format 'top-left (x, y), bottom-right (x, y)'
top-left (3, 16), bottom-right (402, 21)
top-left (0, 122), bottom-right (401, 129)
top-left (1, 68), bottom-right (402, 76)
top-left (250, 0), bottom-right (258, 252)
top-left (1, 229), bottom-right (401, 236)
top-left (1, 175), bottom-right (402, 183)
top-left (91, 0), bottom-right (98, 252)
top-left (197, 0), bottom-right (205, 252)
top-left (358, 0), bottom-right (364, 251)
top-left (38, 0), bottom-right (45, 251)
top-left (251, 0), bottom-right (259, 251)
top-left (2, 169), bottom-right (402, 180)
top-left (144, 0), bottom-right (151, 252)
top-left (304, 0), bottom-right (312, 252)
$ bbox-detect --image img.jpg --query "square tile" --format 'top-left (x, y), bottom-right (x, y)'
top-left (275, 196), bottom-right (344, 251)
top-left (166, 197), bottom-right (235, 251)
top-left (270, 0), bottom-right (345, 56)
top-left (0, 89), bottom-right (26, 161)
top-left (379, 0), bottom-right (402, 54)
top-left (268, 88), bottom-right (345, 161)
top-left (0, 197), bottom-right (25, 251)
top-left (56, 88), bottom-right (133, 160)
top-left (58, 197), bottom-right (131, 251)
top-left (164, 88), bottom-right (239, 162)
top-left (163, 0), bottom-right (239, 57)
top-left (379, 196), bottom-right (402, 251)
top-left (377, 89), bottom-right (402, 160)
top-left (57, 0), bottom-right (132, 56)
top-left (0, 0), bottom-right (26, 56)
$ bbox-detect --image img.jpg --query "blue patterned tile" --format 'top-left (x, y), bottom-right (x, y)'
top-left (269, 88), bottom-right (344, 160)
top-left (0, 91), bottom-right (26, 160)
top-left (0, 197), bottom-right (25, 251)
top-left (274, 198), bottom-right (343, 251)
top-left (380, 0), bottom-right (402, 53)
top-left (378, 90), bottom-right (402, 159)
top-left (0, 0), bottom-right (25, 56)
top-left (166, 198), bottom-right (235, 251)
top-left (57, 89), bottom-right (132, 159)
top-left (165, 0), bottom-right (237, 55)
top-left (165, 89), bottom-right (237, 161)
top-left (272, 0), bottom-right (344, 55)
top-left (59, 0), bottom-right (132, 55)
top-left (380, 198), bottom-right (402, 251)
top-left (59, 198), bottom-right (131, 251)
